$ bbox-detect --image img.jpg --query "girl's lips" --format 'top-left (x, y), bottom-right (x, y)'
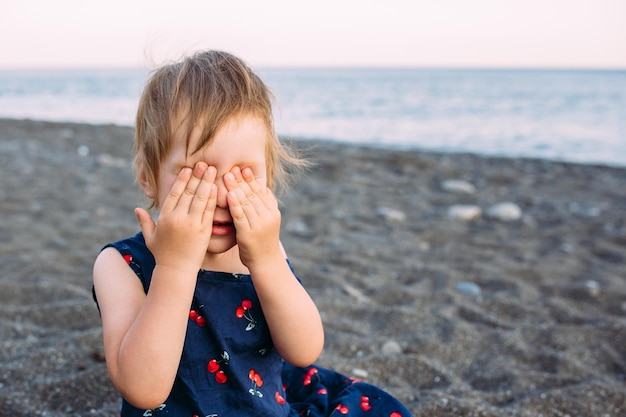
top-left (212, 221), bottom-right (235, 236)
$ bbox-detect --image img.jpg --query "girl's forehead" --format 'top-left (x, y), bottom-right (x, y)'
top-left (171, 113), bottom-right (269, 161)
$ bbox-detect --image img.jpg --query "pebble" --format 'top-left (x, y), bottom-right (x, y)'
top-left (375, 206), bottom-right (406, 222)
top-left (285, 219), bottom-right (309, 236)
top-left (560, 242), bottom-right (574, 254)
top-left (352, 368), bottom-right (369, 379)
top-left (381, 339), bottom-right (403, 356)
top-left (448, 205), bottom-right (482, 221)
top-left (97, 153), bottom-right (128, 168)
top-left (585, 280), bottom-right (600, 297)
top-left (486, 202), bottom-right (522, 222)
top-left (342, 283), bottom-right (371, 303)
top-left (441, 179), bottom-right (476, 194)
top-left (60, 128), bottom-right (75, 139)
top-left (456, 281), bottom-right (482, 296)
top-left (30, 201), bottom-right (43, 212)
top-left (77, 145), bottom-right (89, 156)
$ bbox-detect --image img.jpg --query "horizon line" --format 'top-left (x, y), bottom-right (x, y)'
top-left (1, 64), bottom-right (625, 72)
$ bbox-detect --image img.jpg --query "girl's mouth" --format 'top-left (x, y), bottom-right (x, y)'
top-left (212, 221), bottom-right (235, 236)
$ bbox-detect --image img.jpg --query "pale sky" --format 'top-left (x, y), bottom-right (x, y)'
top-left (2, 0), bottom-right (625, 69)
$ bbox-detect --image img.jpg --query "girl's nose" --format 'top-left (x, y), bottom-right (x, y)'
top-left (215, 177), bottom-right (229, 209)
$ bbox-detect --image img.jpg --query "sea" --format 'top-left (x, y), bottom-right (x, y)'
top-left (0, 67), bottom-right (624, 167)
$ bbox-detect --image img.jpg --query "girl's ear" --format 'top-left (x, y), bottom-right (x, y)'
top-left (137, 169), bottom-right (155, 199)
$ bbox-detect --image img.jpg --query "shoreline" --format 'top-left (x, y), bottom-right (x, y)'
top-left (3, 117), bottom-right (626, 170)
top-left (0, 118), bottom-right (625, 416)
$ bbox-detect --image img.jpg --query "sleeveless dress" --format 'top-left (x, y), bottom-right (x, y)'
top-left (95, 232), bottom-right (413, 417)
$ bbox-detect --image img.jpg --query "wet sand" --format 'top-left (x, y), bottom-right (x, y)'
top-left (0, 118), bottom-right (624, 416)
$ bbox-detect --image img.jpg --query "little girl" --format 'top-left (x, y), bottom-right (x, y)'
top-left (93, 50), bottom-right (413, 417)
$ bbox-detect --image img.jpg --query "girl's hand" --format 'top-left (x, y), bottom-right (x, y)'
top-left (224, 166), bottom-right (282, 269)
top-left (135, 163), bottom-right (218, 274)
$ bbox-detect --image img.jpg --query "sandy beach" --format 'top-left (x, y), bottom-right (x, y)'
top-left (0, 118), bottom-right (624, 416)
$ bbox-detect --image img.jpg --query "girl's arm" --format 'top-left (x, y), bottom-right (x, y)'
top-left (246, 246), bottom-right (325, 367)
top-left (225, 167), bottom-right (324, 366)
top-left (93, 250), bottom-right (197, 409)
top-left (93, 163), bottom-right (218, 409)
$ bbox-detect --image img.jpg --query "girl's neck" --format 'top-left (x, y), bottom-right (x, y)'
top-left (201, 246), bottom-right (249, 274)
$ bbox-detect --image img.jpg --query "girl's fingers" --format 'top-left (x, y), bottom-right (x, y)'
top-left (225, 167), bottom-right (266, 207)
top-left (189, 165), bottom-right (217, 217)
top-left (241, 167), bottom-right (264, 196)
top-left (227, 190), bottom-right (247, 226)
top-left (134, 207), bottom-right (156, 240)
top-left (177, 163), bottom-right (208, 210)
top-left (161, 167), bottom-right (192, 213)
top-left (224, 172), bottom-right (254, 225)
top-left (203, 183), bottom-right (218, 224)
top-left (242, 167), bottom-right (277, 210)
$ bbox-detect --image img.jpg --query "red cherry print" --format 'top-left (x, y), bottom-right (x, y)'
top-left (249, 369), bottom-right (263, 386)
top-left (360, 395), bottom-right (372, 411)
top-left (207, 359), bottom-right (220, 373)
top-left (248, 369), bottom-right (264, 397)
top-left (335, 404), bottom-right (349, 415)
top-left (236, 300), bottom-right (257, 330)
top-left (195, 315), bottom-right (207, 327)
top-left (122, 254), bottom-right (133, 264)
top-left (303, 367), bottom-right (318, 386)
top-left (275, 391), bottom-right (286, 405)
top-left (317, 388), bottom-right (327, 395)
top-left (215, 370), bottom-right (227, 384)
top-left (390, 412), bottom-right (403, 417)
top-left (189, 310), bottom-right (198, 321)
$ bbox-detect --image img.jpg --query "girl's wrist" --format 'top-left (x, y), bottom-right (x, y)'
top-left (246, 251), bottom-right (287, 278)
top-left (153, 263), bottom-right (200, 279)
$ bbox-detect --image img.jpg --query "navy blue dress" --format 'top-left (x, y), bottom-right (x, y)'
top-left (95, 232), bottom-right (413, 417)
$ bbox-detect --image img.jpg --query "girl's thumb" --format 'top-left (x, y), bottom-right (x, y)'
top-left (134, 207), bottom-right (155, 237)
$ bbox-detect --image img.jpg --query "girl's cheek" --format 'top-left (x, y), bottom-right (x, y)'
top-left (165, 177), bottom-right (177, 194)
top-left (157, 176), bottom-right (178, 202)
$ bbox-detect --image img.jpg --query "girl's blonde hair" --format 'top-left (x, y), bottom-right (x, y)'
top-left (134, 50), bottom-right (304, 208)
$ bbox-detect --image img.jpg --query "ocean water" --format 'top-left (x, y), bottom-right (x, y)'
top-left (1, 67), bottom-right (624, 167)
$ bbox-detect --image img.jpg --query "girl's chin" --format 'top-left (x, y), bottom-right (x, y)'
top-left (206, 236), bottom-right (237, 254)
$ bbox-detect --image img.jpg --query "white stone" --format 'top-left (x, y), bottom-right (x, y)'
top-left (447, 205), bottom-right (482, 221)
top-left (441, 179), bottom-right (476, 194)
top-left (456, 281), bottom-right (482, 296)
top-left (342, 283), bottom-right (371, 303)
top-left (97, 153), bottom-right (128, 168)
top-left (285, 219), bottom-right (309, 236)
top-left (486, 202), bottom-right (522, 222)
top-left (381, 340), bottom-right (403, 356)
top-left (375, 206), bottom-right (406, 222)
top-left (77, 145), bottom-right (89, 156)
top-left (352, 368), bottom-right (369, 378)
top-left (585, 280), bottom-right (600, 297)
